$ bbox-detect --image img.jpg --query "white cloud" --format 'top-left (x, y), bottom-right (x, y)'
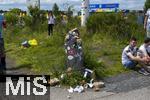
top-left (0, 0), bottom-right (147, 10)
top-left (0, 0), bottom-right (26, 4)
top-left (0, 0), bottom-right (79, 4)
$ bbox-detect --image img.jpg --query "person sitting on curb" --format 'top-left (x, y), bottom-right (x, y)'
top-left (137, 38), bottom-right (150, 73)
top-left (122, 37), bottom-right (149, 75)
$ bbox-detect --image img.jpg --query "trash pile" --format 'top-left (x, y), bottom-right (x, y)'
top-left (49, 68), bottom-right (105, 93)
top-left (67, 68), bottom-right (105, 93)
top-left (21, 39), bottom-right (38, 48)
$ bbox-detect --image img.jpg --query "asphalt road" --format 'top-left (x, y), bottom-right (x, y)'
top-left (50, 86), bottom-right (150, 100)
top-left (99, 86), bottom-right (150, 100)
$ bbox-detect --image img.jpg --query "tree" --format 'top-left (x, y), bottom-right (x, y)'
top-left (52, 3), bottom-right (60, 16)
top-left (4, 8), bottom-right (22, 25)
top-left (67, 6), bottom-right (73, 17)
top-left (27, 6), bottom-right (46, 30)
top-left (10, 8), bottom-right (22, 15)
top-left (145, 0), bottom-right (150, 11)
top-left (63, 3), bottom-right (73, 17)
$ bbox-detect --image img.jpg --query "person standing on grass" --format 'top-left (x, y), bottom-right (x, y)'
top-left (144, 8), bottom-right (150, 38)
top-left (122, 37), bottom-right (150, 75)
top-left (0, 13), bottom-right (6, 74)
top-left (47, 11), bottom-right (55, 36)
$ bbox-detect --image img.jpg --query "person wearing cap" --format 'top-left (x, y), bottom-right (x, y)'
top-left (0, 14), bottom-right (6, 74)
top-left (144, 8), bottom-right (150, 38)
top-left (137, 38), bottom-right (150, 73)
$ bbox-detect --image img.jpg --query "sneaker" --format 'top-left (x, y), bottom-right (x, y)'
top-left (138, 68), bottom-right (150, 76)
top-left (146, 66), bottom-right (150, 73)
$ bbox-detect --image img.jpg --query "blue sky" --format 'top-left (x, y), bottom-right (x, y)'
top-left (0, 0), bottom-right (147, 11)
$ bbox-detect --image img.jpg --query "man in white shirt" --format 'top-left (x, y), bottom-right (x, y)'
top-left (137, 38), bottom-right (150, 72)
top-left (122, 37), bottom-right (145, 68)
top-left (144, 9), bottom-right (150, 38)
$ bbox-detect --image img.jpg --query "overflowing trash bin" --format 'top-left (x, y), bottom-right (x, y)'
top-left (64, 28), bottom-right (84, 71)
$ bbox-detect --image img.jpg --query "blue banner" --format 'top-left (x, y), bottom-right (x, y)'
top-left (101, 3), bottom-right (119, 8)
top-left (89, 4), bottom-right (99, 9)
top-left (90, 3), bottom-right (119, 9)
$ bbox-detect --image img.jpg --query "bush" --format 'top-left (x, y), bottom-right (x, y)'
top-left (86, 12), bottom-right (142, 40)
top-left (27, 6), bottom-right (47, 31)
top-left (83, 46), bottom-right (105, 78)
top-left (22, 16), bottom-right (33, 27)
top-left (4, 12), bottom-right (19, 25)
top-left (4, 8), bottom-right (22, 25)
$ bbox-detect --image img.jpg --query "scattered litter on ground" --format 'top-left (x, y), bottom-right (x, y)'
top-left (28, 39), bottom-right (38, 46)
top-left (67, 95), bottom-right (71, 99)
top-left (74, 85), bottom-right (84, 93)
top-left (84, 84), bottom-right (88, 89)
top-left (21, 39), bottom-right (38, 48)
top-left (87, 83), bottom-right (94, 88)
top-left (93, 81), bottom-right (105, 92)
top-left (84, 68), bottom-right (93, 78)
top-left (21, 41), bottom-right (30, 48)
top-left (66, 80), bottom-right (105, 93)
top-left (67, 67), bottom-right (73, 76)
top-left (67, 86), bottom-right (84, 93)
top-left (61, 74), bottom-right (65, 79)
top-left (49, 78), bottom-right (60, 86)
top-left (50, 69), bottom-right (105, 93)
top-left (62, 67), bottom-right (105, 93)
top-left (68, 87), bottom-right (74, 93)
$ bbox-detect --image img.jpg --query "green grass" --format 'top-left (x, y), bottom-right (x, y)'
top-left (4, 25), bottom-right (145, 79)
top-left (4, 14), bottom-right (146, 82)
top-left (5, 26), bottom-right (66, 76)
top-left (81, 33), bottom-right (127, 77)
top-left (81, 30), bottom-right (145, 78)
